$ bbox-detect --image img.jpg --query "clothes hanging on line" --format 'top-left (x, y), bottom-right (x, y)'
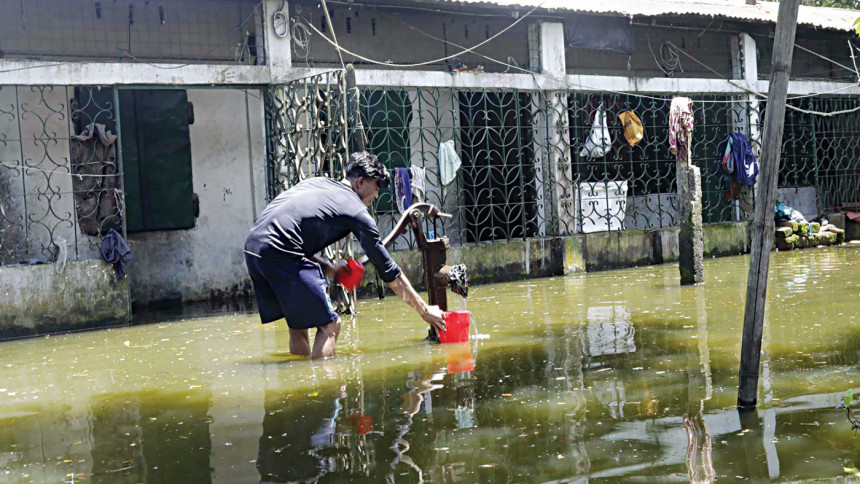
top-left (714, 132), bottom-right (759, 190)
top-left (580, 104), bottom-right (612, 158)
top-left (438, 140), bottom-right (461, 186)
top-left (394, 167), bottom-right (413, 213)
top-left (410, 166), bottom-right (426, 203)
top-left (669, 97), bottom-right (694, 163)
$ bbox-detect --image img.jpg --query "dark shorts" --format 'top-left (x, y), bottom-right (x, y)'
top-left (245, 252), bottom-right (339, 330)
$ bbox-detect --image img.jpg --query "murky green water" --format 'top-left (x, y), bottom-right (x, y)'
top-left (2, 246), bottom-right (860, 483)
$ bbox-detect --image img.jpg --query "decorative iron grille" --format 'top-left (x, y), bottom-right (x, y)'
top-left (0, 85), bottom-right (125, 267)
top-left (264, 70), bottom-right (348, 200)
top-left (264, 77), bottom-right (860, 248)
top-left (780, 96), bottom-right (860, 211)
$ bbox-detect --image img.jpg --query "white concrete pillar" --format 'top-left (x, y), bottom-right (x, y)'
top-left (732, 34), bottom-right (760, 217)
top-left (530, 22), bottom-right (573, 237)
top-left (263, 0), bottom-right (292, 82)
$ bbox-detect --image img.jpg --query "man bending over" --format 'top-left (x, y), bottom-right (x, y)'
top-left (244, 151), bottom-right (446, 358)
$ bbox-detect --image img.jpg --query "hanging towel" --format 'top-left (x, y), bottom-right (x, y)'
top-left (410, 166), bottom-right (426, 203)
top-left (618, 110), bottom-right (644, 147)
top-left (438, 140), bottom-right (462, 186)
top-left (394, 167), bottom-right (413, 213)
top-left (714, 132), bottom-right (758, 189)
top-left (579, 104), bottom-right (612, 158)
top-left (669, 97), bottom-right (694, 163)
top-left (100, 229), bottom-right (132, 279)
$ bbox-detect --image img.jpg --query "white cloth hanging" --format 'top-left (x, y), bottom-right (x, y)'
top-left (579, 105), bottom-right (612, 159)
top-left (438, 140), bottom-right (462, 186)
top-left (410, 166), bottom-right (426, 203)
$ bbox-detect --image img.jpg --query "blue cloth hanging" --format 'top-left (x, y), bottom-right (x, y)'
top-left (393, 167), bottom-right (413, 213)
top-left (100, 229), bottom-right (132, 279)
top-left (714, 132), bottom-right (759, 189)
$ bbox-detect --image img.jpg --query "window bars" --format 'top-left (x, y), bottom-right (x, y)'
top-left (263, 81), bottom-right (859, 249)
top-left (0, 85), bottom-right (125, 267)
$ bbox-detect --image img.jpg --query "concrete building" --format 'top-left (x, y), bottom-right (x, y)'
top-left (1, 0), bottom-right (859, 336)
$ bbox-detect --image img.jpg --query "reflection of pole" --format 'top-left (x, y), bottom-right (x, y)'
top-left (684, 285), bottom-right (714, 483)
top-left (683, 412), bottom-right (715, 484)
top-left (737, 409), bottom-right (771, 481)
top-left (695, 285), bottom-right (713, 401)
top-left (739, 0), bottom-right (801, 409)
top-left (759, 315), bottom-right (781, 480)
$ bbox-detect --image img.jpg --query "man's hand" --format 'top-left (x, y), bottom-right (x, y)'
top-left (329, 259), bottom-right (349, 281)
top-left (422, 305), bottom-right (446, 333)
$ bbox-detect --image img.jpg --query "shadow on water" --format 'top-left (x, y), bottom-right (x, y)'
top-left (1, 246), bottom-right (860, 482)
top-left (132, 296), bottom-right (257, 326)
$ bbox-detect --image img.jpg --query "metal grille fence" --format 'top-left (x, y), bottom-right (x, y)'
top-left (780, 96), bottom-right (860, 211)
top-left (263, 77), bottom-right (860, 249)
top-left (0, 85), bottom-right (124, 266)
top-left (265, 70), bottom-right (349, 200)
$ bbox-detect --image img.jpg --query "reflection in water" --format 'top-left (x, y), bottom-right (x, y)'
top-left (582, 305), bottom-right (635, 357)
top-left (684, 412), bottom-right (715, 484)
top-left (0, 246), bottom-right (859, 482)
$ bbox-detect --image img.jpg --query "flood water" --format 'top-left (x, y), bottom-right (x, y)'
top-left (2, 245), bottom-right (860, 483)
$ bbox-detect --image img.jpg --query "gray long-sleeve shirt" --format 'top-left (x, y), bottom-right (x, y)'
top-left (244, 177), bottom-right (401, 282)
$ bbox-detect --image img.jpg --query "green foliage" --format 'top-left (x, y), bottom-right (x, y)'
top-left (845, 389), bottom-right (855, 408)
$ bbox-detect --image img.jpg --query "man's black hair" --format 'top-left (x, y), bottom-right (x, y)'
top-left (345, 151), bottom-right (390, 188)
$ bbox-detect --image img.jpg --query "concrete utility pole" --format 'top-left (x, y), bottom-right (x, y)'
top-left (674, 97), bottom-right (704, 286)
top-left (737, 0), bottom-right (800, 409)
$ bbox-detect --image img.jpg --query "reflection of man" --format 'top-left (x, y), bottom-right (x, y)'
top-left (245, 152), bottom-right (446, 359)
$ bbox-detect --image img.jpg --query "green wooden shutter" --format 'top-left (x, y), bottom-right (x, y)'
top-left (119, 89), bottom-right (194, 232)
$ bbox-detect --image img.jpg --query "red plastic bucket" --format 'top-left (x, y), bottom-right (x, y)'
top-left (439, 311), bottom-right (471, 343)
top-left (336, 258), bottom-right (365, 291)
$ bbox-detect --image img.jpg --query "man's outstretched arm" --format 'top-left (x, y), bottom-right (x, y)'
top-left (388, 273), bottom-right (447, 333)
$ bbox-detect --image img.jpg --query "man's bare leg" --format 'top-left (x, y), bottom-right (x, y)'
top-left (289, 328), bottom-right (311, 356)
top-left (311, 318), bottom-right (341, 359)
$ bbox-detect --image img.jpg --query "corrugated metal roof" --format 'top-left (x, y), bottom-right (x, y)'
top-left (421, 0), bottom-right (860, 32)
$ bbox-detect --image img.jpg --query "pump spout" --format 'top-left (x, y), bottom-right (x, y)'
top-left (437, 264), bottom-right (468, 298)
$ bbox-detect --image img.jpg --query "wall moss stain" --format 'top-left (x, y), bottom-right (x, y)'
top-left (0, 260), bottom-right (131, 340)
top-left (563, 236), bottom-right (586, 274)
top-left (702, 222), bottom-right (749, 257)
top-left (585, 229), bottom-right (655, 272)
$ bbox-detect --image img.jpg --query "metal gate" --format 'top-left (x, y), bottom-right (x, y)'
top-left (264, 70), bottom-right (349, 200)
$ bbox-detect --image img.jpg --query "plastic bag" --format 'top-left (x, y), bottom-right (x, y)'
top-left (580, 105), bottom-right (612, 159)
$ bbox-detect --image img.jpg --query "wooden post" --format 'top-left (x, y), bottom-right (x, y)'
top-left (737, 0), bottom-right (800, 409)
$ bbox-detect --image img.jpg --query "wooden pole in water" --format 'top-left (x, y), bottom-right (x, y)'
top-left (737, 0), bottom-right (800, 409)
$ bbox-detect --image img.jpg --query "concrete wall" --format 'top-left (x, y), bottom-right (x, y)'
top-left (566, 22), bottom-right (734, 79)
top-left (0, 0), bottom-right (259, 63)
top-left (289, 0), bottom-right (530, 73)
top-left (358, 221), bottom-right (751, 297)
top-left (0, 259), bottom-right (130, 339)
top-left (127, 88), bottom-right (265, 305)
top-left (777, 186), bottom-right (821, 220)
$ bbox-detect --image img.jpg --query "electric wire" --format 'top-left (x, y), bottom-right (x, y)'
top-left (317, 11), bottom-right (860, 111)
top-left (305, 1), bottom-right (545, 68)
